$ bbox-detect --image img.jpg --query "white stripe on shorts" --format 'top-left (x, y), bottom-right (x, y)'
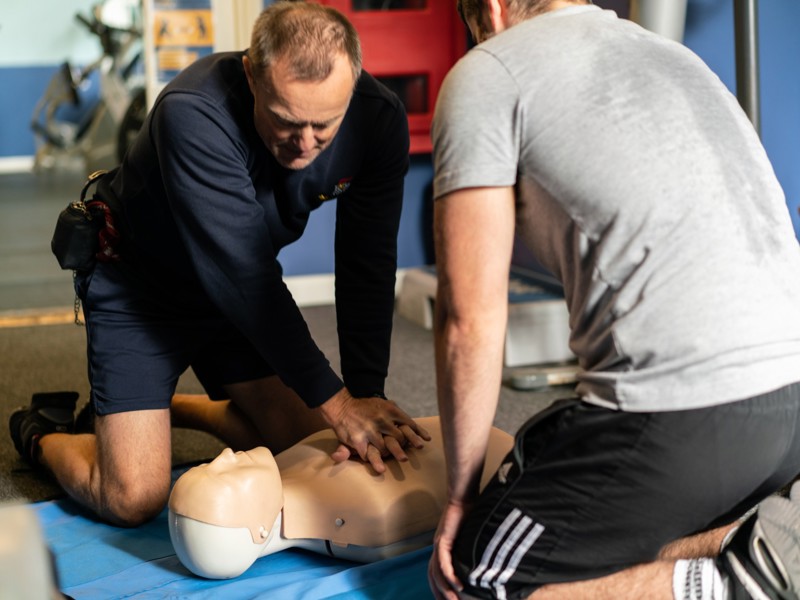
top-left (468, 508), bottom-right (545, 600)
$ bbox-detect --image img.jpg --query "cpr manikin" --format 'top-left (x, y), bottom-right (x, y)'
top-left (168, 416), bottom-right (513, 579)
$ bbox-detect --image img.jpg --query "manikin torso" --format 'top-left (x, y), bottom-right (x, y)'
top-left (168, 416), bottom-right (514, 578)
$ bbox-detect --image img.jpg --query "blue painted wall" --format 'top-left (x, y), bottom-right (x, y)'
top-left (1, 0), bottom-right (798, 277)
top-left (0, 0), bottom-right (103, 157)
top-left (682, 0), bottom-right (800, 237)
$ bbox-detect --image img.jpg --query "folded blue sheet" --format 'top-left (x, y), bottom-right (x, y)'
top-left (33, 485), bottom-right (435, 599)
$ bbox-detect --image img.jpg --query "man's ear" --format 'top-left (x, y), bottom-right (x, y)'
top-left (485, 0), bottom-right (510, 34)
top-left (242, 55), bottom-right (256, 95)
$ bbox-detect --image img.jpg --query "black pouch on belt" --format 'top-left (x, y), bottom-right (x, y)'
top-left (51, 170), bottom-right (108, 271)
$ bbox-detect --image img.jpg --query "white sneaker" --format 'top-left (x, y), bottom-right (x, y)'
top-left (718, 483), bottom-right (800, 600)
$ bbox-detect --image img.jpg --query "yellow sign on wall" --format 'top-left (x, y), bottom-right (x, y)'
top-left (153, 10), bottom-right (214, 47)
top-left (157, 48), bottom-right (202, 72)
top-left (144, 0), bottom-right (215, 89)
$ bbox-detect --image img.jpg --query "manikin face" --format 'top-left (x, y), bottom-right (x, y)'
top-left (169, 446), bottom-right (283, 538)
top-left (244, 52), bottom-right (355, 170)
top-left (203, 446), bottom-right (274, 479)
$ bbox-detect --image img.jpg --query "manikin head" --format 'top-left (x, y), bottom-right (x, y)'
top-left (242, 1), bottom-right (362, 170)
top-left (168, 447), bottom-right (283, 579)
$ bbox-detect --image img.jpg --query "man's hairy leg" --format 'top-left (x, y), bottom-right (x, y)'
top-left (224, 376), bottom-right (329, 453)
top-left (171, 393), bottom-right (264, 450)
top-left (521, 526), bottom-right (737, 600)
top-left (658, 524), bottom-right (736, 560)
top-left (170, 377), bottom-right (328, 452)
top-left (38, 408), bottom-right (172, 527)
top-left (529, 562), bottom-right (676, 600)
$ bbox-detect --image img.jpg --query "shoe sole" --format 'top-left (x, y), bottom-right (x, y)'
top-left (9, 393), bottom-right (78, 466)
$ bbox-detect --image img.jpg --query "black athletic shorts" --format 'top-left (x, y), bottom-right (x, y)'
top-left (453, 382), bottom-right (800, 600)
top-left (77, 262), bottom-right (274, 415)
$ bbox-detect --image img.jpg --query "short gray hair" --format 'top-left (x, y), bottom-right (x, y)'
top-left (249, 1), bottom-right (362, 84)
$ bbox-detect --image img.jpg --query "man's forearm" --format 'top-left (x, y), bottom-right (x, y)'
top-left (432, 186), bottom-right (516, 506)
top-left (435, 298), bottom-right (507, 505)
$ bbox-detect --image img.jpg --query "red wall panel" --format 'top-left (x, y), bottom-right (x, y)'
top-left (314, 1), bottom-right (467, 153)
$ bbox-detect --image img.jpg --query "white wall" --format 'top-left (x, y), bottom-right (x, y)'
top-left (0, 0), bottom-right (129, 67)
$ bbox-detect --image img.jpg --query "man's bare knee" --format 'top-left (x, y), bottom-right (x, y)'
top-left (93, 408), bottom-right (172, 526)
top-left (99, 478), bottom-right (170, 527)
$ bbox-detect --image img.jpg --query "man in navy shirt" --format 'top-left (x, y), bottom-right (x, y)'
top-left (11, 1), bottom-right (428, 526)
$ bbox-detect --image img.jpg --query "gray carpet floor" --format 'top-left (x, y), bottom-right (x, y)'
top-left (0, 169), bottom-right (569, 505)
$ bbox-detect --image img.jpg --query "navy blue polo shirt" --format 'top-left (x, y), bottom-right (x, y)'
top-left (98, 51), bottom-right (410, 407)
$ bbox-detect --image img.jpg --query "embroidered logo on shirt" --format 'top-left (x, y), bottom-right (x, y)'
top-left (317, 177), bottom-right (352, 201)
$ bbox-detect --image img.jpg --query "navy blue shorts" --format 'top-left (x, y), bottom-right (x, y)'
top-left (453, 383), bottom-right (800, 600)
top-left (77, 262), bottom-right (274, 416)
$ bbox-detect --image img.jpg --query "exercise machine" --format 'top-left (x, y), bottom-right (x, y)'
top-left (30, 1), bottom-right (146, 173)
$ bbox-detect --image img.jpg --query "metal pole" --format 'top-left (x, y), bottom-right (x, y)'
top-left (629, 0), bottom-right (688, 43)
top-left (733, 0), bottom-right (761, 135)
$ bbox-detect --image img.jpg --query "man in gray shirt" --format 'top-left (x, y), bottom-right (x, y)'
top-left (428, 1), bottom-right (800, 599)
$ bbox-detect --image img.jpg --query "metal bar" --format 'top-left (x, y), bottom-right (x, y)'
top-left (733, 0), bottom-right (761, 135)
top-left (628, 0), bottom-right (688, 43)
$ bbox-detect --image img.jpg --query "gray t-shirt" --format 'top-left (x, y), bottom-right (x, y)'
top-left (432, 5), bottom-right (800, 412)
